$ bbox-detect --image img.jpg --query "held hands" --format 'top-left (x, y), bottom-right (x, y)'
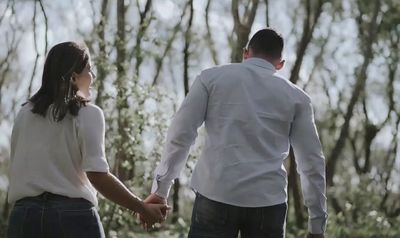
top-left (138, 193), bottom-right (169, 230)
top-left (139, 202), bottom-right (169, 228)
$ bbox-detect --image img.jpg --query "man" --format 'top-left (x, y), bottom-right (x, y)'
top-left (144, 28), bottom-right (327, 238)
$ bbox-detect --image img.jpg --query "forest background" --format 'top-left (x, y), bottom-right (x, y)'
top-left (0, 0), bottom-right (399, 237)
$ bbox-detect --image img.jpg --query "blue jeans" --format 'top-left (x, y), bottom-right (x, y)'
top-left (188, 193), bottom-right (287, 238)
top-left (7, 192), bottom-right (105, 238)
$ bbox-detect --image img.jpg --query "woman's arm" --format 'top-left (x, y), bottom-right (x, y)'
top-left (87, 171), bottom-right (168, 224)
top-left (87, 171), bottom-right (144, 212)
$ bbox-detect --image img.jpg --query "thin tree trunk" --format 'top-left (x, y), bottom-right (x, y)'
top-left (133, 0), bottom-right (152, 77)
top-left (27, 1), bottom-right (40, 98)
top-left (183, 0), bottom-right (193, 96)
top-left (94, 0), bottom-right (109, 108)
top-left (0, 0), bottom-right (12, 26)
top-left (288, 149), bottom-right (305, 227)
top-left (379, 115), bottom-right (399, 211)
top-left (286, 0), bottom-right (324, 229)
top-left (264, 0), bottom-right (269, 27)
top-left (114, 0), bottom-right (131, 181)
top-left (288, 0), bottom-right (323, 85)
top-left (171, 0), bottom-right (194, 224)
top-left (326, 0), bottom-right (381, 186)
top-left (231, 0), bottom-right (259, 63)
top-left (104, 1), bottom-right (128, 235)
top-left (152, 1), bottom-right (190, 86)
top-left (37, 0), bottom-right (48, 53)
top-left (205, 0), bottom-right (219, 65)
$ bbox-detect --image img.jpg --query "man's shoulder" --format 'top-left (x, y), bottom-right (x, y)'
top-left (201, 62), bottom-right (241, 75)
top-left (272, 74), bottom-right (311, 102)
top-left (199, 63), bottom-right (245, 86)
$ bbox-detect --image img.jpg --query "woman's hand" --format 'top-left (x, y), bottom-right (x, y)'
top-left (139, 202), bottom-right (170, 229)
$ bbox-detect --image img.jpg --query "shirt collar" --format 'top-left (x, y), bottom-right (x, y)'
top-left (243, 57), bottom-right (276, 72)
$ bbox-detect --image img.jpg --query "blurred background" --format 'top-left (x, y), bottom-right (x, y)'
top-left (0, 0), bottom-right (399, 237)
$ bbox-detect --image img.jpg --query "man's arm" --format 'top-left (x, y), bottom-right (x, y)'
top-left (289, 99), bottom-right (328, 236)
top-left (151, 75), bottom-right (209, 198)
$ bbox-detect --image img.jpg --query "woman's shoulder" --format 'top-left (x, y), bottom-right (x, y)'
top-left (77, 103), bottom-right (105, 123)
top-left (79, 103), bottom-right (104, 115)
top-left (15, 101), bottom-right (34, 118)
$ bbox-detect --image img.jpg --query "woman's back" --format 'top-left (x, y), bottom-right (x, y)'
top-left (7, 42), bottom-right (167, 238)
top-left (8, 102), bottom-right (109, 206)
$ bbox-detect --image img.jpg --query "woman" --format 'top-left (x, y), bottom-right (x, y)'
top-left (7, 42), bottom-right (168, 238)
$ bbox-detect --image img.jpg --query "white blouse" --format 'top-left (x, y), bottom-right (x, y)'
top-left (8, 102), bottom-right (109, 206)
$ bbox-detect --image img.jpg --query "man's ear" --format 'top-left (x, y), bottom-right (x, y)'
top-left (275, 59), bottom-right (285, 70)
top-left (242, 48), bottom-right (250, 60)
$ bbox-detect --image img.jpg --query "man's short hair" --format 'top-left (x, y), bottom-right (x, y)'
top-left (248, 28), bottom-right (283, 59)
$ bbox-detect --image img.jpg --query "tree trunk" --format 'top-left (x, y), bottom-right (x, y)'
top-left (94, 0), bottom-right (109, 108)
top-left (326, 0), bottom-right (381, 187)
top-left (231, 0), bottom-right (259, 63)
top-left (288, 149), bottom-right (305, 227)
top-left (171, 0), bottom-right (194, 223)
top-left (287, 0), bottom-right (324, 229)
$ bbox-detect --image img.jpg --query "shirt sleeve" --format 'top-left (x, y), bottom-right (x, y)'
top-left (10, 105), bottom-right (26, 162)
top-left (77, 104), bottom-right (109, 173)
top-left (151, 74), bottom-right (209, 198)
top-left (289, 99), bottom-right (328, 234)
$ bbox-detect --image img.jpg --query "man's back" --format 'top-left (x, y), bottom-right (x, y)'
top-left (191, 58), bottom-right (311, 207)
top-left (151, 28), bottom-right (327, 236)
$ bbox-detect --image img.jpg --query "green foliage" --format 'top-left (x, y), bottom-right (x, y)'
top-left (1, 0), bottom-right (400, 237)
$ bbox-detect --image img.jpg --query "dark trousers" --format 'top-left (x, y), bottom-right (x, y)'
top-left (188, 193), bottom-right (287, 238)
top-left (7, 192), bottom-right (105, 238)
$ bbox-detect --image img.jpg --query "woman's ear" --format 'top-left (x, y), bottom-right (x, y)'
top-left (70, 72), bottom-right (78, 84)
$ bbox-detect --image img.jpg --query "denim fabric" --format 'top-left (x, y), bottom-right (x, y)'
top-left (7, 192), bottom-right (105, 238)
top-left (188, 193), bottom-right (287, 238)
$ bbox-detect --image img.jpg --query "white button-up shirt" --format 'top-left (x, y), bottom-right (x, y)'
top-left (151, 58), bottom-right (327, 233)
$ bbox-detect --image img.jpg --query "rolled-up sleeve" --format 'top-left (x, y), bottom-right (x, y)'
top-left (151, 74), bottom-right (209, 198)
top-left (77, 104), bottom-right (109, 173)
top-left (289, 99), bottom-right (328, 234)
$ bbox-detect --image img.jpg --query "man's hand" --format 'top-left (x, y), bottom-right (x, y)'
top-left (139, 193), bottom-right (168, 230)
top-left (139, 202), bottom-right (170, 228)
top-left (144, 193), bottom-right (167, 206)
top-left (307, 233), bottom-right (324, 238)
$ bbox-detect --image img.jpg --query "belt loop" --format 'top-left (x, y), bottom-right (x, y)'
top-left (43, 192), bottom-right (48, 201)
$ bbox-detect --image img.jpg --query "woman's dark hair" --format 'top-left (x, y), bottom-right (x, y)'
top-left (29, 42), bottom-right (90, 121)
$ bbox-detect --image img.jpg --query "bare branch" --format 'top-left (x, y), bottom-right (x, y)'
top-left (183, 0), bottom-right (194, 95)
top-left (288, 0), bottom-right (324, 84)
top-left (132, 0), bottom-right (153, 77)
top-left (0, 0), bottom-right (11, 26)
top-left (94, 0), bottom-right (109, 107)
top-left (152, 1), bottom-right (190, 86)
top-left (37, 0), bottom-right (48, 53)
top-left (205, 0), bottom-right (219, 65)
top-left (27, 1), bottom-right (40, 99)
top-left (231, 0), bottom-right (259, 62)
top-left (379, 115), bottom-right (399, 211)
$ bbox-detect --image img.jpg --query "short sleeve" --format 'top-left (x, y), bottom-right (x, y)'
top-left (77, 104), bottom-right (109, 172)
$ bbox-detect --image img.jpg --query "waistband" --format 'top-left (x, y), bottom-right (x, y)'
top-left (17, 192), bottom-right (90, 203)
